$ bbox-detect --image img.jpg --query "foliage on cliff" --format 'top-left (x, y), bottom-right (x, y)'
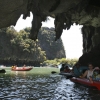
top-left (0, 27), bottom-right (65, 65)
top-left (42, 58), bottom-right (78, 67)
top-left (38, 27), bottom-right (66, 59)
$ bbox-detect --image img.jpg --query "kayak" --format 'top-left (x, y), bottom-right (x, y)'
top-left (11, 67), bottom-right (33, 71)
top-left (70, 77), bottom-right (100, 90)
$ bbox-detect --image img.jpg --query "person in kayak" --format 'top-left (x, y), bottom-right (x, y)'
top-left (12, 65), bottom-right (16, 69)
top-left (72, 63), bottom-right (81, 77)
top-left (22, 64), bottom-right (26, 69)
top-left (60, 64), bottom-right (65, 72)
top-left (72, 63), bottom-right (88, 77)
top-left (81, 63), bottom-right (94, 82)
top-left (64, 65), bottom-right (71, 73)
top-left (92, 67), bottom-right (100, 81)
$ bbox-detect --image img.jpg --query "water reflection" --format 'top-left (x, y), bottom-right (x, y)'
top-left (0, 73), bottom-right (100, 100)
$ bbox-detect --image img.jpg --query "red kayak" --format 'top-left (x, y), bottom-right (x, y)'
top-left (70, 77), bottom-right (100, 90)
top-left (11, 67), bottom-right (33, 71)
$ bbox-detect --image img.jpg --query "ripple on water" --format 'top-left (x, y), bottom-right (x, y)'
top-left (0, 74), bottom-right (100, 100)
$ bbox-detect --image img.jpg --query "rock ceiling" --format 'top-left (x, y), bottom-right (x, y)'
top-left (0, 0), bottom-right (100, 40)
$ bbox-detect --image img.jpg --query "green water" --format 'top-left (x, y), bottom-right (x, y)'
top-left (0, 68), bottom-right (100, 100)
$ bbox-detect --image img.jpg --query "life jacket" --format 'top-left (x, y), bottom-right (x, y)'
top-left (87, 70), bottom-right (93, 78)
top-left (12, 66), bottom-right (14, 69)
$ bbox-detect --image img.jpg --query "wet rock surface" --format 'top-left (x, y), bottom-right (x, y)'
top-left (79, 26), bottom-right (100, 66)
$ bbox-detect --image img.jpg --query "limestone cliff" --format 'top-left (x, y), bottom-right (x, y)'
top-left (38, 27), bottom-right (66, 59)
top-left (79, 26), bottom-right (100, 66)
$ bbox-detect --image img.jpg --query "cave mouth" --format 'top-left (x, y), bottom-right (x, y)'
top-left (15, 15), bottom-right (83, 59)
top-left (61, 24), bottom-right (83, 59)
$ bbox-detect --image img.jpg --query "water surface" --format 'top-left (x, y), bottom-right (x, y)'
top-left (0, 72), bottom-right (100, 100)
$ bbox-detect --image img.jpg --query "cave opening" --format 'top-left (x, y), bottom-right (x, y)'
top-left (15, 15), bottom-right (83, 60)
top-left (61, 24), bottom-right (83, 59)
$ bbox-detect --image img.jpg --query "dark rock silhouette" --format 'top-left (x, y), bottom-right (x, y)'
top-left (0, 0), bottom-right (100, 40)
top-left (0, 69), bottom-right (6, 73)
top-left (79, 26), bottom-right (100, 66)
top-left (0, 0), bottom-right (100, 65)
top-left (51, 71), bottom-right (57, 74)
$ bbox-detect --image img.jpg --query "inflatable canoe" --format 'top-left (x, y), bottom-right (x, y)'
top-left (70, 77), bottom-right (100, 90)
top-left (11, 67), bottom-right (33, 71)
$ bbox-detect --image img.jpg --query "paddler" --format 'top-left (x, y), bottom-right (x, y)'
top-left (64, 65), bottom-right (71, 73)
top-left (12, 65), bottom-right (16, 69)
top-left (23, 64), bottom-right (26, 69)
top-left (81, 63), bottom-right (97, 82)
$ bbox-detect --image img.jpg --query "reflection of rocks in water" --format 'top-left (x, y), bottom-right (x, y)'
top-left (52, 79), bottom-right (75, 100)
top-left (52, 79), bottom-right (92, 100)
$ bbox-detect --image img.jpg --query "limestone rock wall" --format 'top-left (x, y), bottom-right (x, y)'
top-left (1, 0), bottom-right (100, 41)
top-left (79, 26), bottom-right (100, 66)
top-left (0, 0), bottom-right (28, 28)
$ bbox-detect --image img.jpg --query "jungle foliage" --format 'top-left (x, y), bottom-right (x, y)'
top-left (0, 27), bottom-right (65, 66)
top-left (42, 58), bottom-right (78, 67)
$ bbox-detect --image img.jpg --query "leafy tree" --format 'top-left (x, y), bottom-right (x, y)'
top-left (38, 27), bottom-right (66, 59)
top-left (42, 58), bottom-right (78, 67)
top-left (0, 26), bottom-right (66, 66)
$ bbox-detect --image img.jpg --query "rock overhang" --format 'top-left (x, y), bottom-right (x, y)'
top-left (0, 0), bottom-right (100, 40)
top-left (1, 0), bottom-right (100, 66)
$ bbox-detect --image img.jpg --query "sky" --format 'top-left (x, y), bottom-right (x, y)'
top-left (14, 13), bottom-right (83, 59)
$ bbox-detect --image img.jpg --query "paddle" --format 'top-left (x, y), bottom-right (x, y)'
top-left (59, 72), bottom-right (75, 79)
top-left (51, 71), bottom-right (75, 79)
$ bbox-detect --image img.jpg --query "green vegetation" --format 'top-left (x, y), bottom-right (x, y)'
top-left (42, 58), bottom-right (78, 66)
top-left (0, 27), bottom-right (65, 66)
top-left (38, 27), bottom-right (65, 59)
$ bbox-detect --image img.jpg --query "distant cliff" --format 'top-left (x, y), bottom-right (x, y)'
top-left (38, 27), bottom-right (66, 59)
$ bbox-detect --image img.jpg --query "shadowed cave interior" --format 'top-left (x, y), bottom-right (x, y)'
top-left (0, 0), bottom-right (100, 66)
